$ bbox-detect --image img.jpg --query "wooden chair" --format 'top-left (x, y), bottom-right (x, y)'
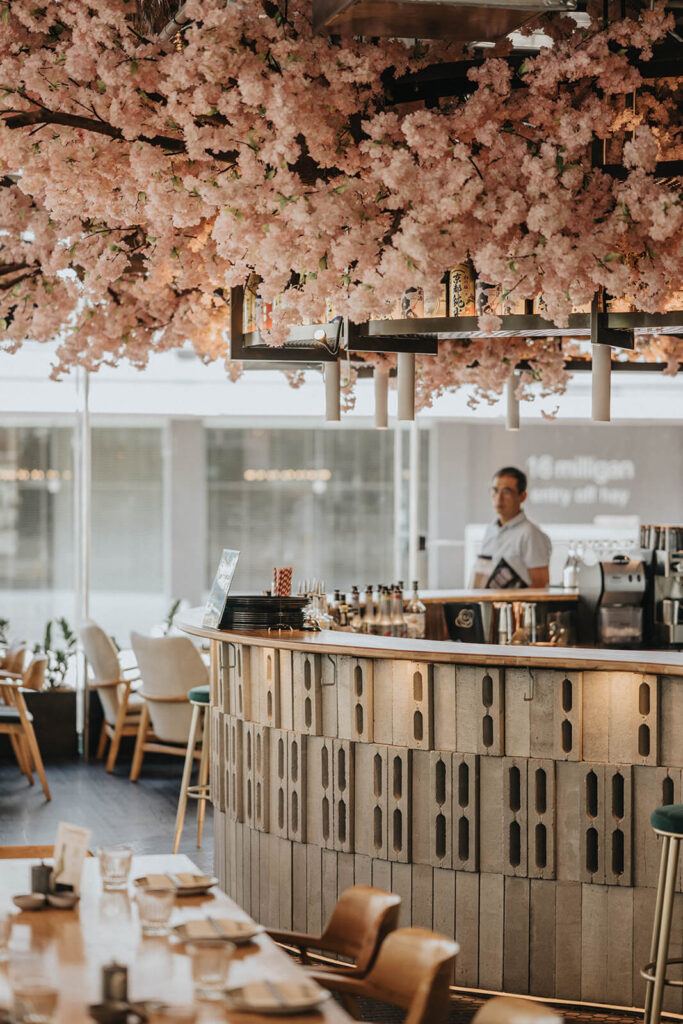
top-left (0, 656), bottom-right (51, 801)
top-left (311, 927), bottom-right (458, 1024)
top-left (78, 620), bottom-right (143, 771)
top-left (268, 886), bottom-right (401, 978)
top-left (129, 632), bottom-right (208, 782)
top-left (472, 996), bottom-right (563, 1024)
top-left (0, 641), bottom-right (27, 676)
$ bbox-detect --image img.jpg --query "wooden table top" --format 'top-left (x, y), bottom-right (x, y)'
top-left (0, 854), bottom-right (350, 1024)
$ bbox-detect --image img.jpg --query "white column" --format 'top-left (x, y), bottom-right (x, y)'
top-left (73, 369), bottom-right (90, 756)
top-left (163, 419), bottom-right (207, 606)
top-left (393, 423), bottom-right (403, 584)
top-left (408, 421), bottom-right (420, 585)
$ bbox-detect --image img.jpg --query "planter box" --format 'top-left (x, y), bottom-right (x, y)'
top-left (0, 687), bottom-right (107, 762)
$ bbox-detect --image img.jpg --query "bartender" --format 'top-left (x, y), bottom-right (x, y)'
top-left (473, 466), bottom-right (552, 588)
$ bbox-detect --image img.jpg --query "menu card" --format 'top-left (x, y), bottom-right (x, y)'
top-left (203, 549), bottom-right (240, 628)
top-left (53, 822), bottom-right (91, 892)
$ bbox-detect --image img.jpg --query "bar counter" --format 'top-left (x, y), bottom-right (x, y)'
top-left (177, 608), bottom-right (683, 1009)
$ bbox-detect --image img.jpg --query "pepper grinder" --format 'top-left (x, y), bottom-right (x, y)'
top-left (31, 862), bottom-right (52, 895)
top-left (102, 962), bottom-right (128, 1004)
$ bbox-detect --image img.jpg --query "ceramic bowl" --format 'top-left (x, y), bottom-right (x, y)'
top-left (13, 893), bottom-right (47, 911)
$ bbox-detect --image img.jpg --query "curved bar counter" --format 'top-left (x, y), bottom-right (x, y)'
top-left (177, 608), bottom-right (683, 1009)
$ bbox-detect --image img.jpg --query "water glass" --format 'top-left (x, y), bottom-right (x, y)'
top-left (136, 886), bottom-right (175, 936)
top-left (10, 953), bottom-right (58, 1024)
top-left (187, 940), bottom-right (235, 1000)
top-left (0, 910), bottom-right (13, 961)
top-left (98, 844), bottom-right (133, 890)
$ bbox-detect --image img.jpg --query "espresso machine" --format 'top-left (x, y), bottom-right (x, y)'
top-left (642, 524), bottom-right (683, 648)
top-left (595, 554), bottom-right (648, 647)
top-left (575, 551), bottom-right (647, 646)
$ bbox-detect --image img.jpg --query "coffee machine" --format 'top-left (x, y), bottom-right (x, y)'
top-left (595, 554), bottom-right (647, 647)
top-left (575, 553), bottom-right (647, 647)
top-left (641, 524), bottom-right (683, 648)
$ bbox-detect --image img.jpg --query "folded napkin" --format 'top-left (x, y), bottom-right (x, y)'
top-left (231, 981), bottom-right (323, 1010)
top-left (182, 918), bottom-right (255, 940)
top-left (144, 873), bottom-right (211, 890)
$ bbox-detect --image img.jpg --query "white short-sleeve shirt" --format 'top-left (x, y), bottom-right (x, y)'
top-left (479, 511), bottom-right (552, 587)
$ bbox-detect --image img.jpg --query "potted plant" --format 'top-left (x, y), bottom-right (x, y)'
top-left (23, 618), bottom-right (80, 759)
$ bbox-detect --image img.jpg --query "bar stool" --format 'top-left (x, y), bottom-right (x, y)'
top-left (172, 685), bottom-right (211, 854)
top-left (642, 803), bottom-right (683, 1024)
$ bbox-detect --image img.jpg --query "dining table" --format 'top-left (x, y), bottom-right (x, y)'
top-left (0, 853), bottom-right (352, 1024)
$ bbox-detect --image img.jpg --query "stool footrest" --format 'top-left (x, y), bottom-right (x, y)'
top-left (641, 958), bottom-right (683, 988)
top-left (186, 784), bottom-right (211, 801)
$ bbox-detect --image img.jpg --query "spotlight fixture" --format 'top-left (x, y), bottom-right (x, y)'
top-left (398, 352), bottom-right (415, 421)
top-left (506, 373), bottom-right (520, 431)
top-left (324, 360), bottom-right (341, 422)
top-left (374, 366), bottom-right (389, 429)
top-left (592, 344), bottom-right (611, 422)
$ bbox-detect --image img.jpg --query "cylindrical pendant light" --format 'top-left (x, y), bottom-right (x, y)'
top-left (506, 373), bottom-right (520, 431)
top-left (324, 360), bottom-right (340, 422)
top-left (398, 351), bottom-right (415, 421)
top-left (592, 343), bottom-right (611, 422)
top-left (374, 366), bottom-right (389, 429)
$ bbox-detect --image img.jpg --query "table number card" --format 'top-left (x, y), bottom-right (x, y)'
top-left (53, 822), bottom-right (91, 892)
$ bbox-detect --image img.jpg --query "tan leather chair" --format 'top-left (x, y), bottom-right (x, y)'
top-left (312, 926), bottom-right (458, 1024)
top-left (0, 641), bottom-right (27, 676)
top-left (268, 885), bottom-right (401, 977)
top-left (472, 996), bottom-right (563, 1024)
top-left (78, 620), bottom-right (143, 771)
top-left (0, 656), bottom-right (50, 800)
top-left (129, 632), bottom-right (208, 781)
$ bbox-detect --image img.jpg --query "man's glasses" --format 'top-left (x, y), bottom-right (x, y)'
top-left (490, 486), bottom-right (519, 498)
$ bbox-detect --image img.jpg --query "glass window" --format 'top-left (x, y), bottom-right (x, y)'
top-left (0, 425), bottom-right (74, 645)
top-left (206, 426), bottom-right (429, 593)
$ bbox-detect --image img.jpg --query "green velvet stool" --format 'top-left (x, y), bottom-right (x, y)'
top-left (642, 803), bottom-right (683, 1024)
top-left (173, 684), bottom-right (211, 855)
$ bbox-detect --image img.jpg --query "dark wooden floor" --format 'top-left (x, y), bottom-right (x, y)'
top-left (0, 755), bottom-right (213, 874)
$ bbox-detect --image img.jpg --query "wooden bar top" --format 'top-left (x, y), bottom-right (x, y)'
top-left (419, 588), bottom-right (578, 604)
top-left (177, 608), bottom-right (683, 677)
top-left (0, 854), bottom-right (351, 1024)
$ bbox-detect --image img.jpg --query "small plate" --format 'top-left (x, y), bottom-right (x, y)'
top-left (224, 981), bottom-right (331, 1016)
top-left (13, 893), bottom-right (47, 910)
top-left (133, 875), bottom-right (217, 897)
top-left (172, 919), bottom-right (264, 945)
top-left (47, 892), bottom-right (80, 909)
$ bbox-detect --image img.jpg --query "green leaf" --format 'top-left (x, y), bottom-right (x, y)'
top-left (137, 191), bottom-right (146, 203)
top-left (96, 79), bottom-right (106, 94)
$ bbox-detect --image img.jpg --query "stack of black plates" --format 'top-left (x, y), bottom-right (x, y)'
top-left (219, 595), bottom-right (308, 631)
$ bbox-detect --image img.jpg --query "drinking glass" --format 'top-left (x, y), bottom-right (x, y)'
top-left (136, 886), bottom-right (175, 936)
top-left (98, 844), bottom-right (133, 890)
top-left (187, 940), bottom-right (235, 1000)
top-left (10, 953), bottom-right (58, 1024)
top-left (0, 909), bottom-right (13, 961)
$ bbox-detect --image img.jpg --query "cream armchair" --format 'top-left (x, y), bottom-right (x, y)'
top-left (129, 632), bottom-right (208, 782)
top-left (78, 620), bottom-right (143, 772)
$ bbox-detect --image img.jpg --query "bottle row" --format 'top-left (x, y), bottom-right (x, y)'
top-left (242, 267), bottom-right (637, 334)
top-left (301, 581), bottom-right (427, 639)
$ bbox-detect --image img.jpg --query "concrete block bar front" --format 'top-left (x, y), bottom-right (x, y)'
top-left (178, 609), bottom-right (683, 1009)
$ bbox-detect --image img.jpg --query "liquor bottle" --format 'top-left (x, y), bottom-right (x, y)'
top-left (390, 586), bottom-right (407, 638)
top-left (349, 586), bottom-right (362, 631)
top-left (376, 588), bottom-right (393, 637)
top-left (424, 275), bottom-right (448, 318)
top-left (338, 594), bottom-right (349, 629)
top-left (405, 581), bottom-right (426, 639)
top-left (448, 263), bottom-right (476, 317)
top-left (363, 586), bottom-right (376, 634)
top-left (243, 273), bottom-right (261, 334)
top-left (330, 589), bottom-right (341, 624)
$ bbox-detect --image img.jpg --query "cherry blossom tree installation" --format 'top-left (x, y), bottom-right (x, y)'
top-left (0, 0), bottom-right (681, 407)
